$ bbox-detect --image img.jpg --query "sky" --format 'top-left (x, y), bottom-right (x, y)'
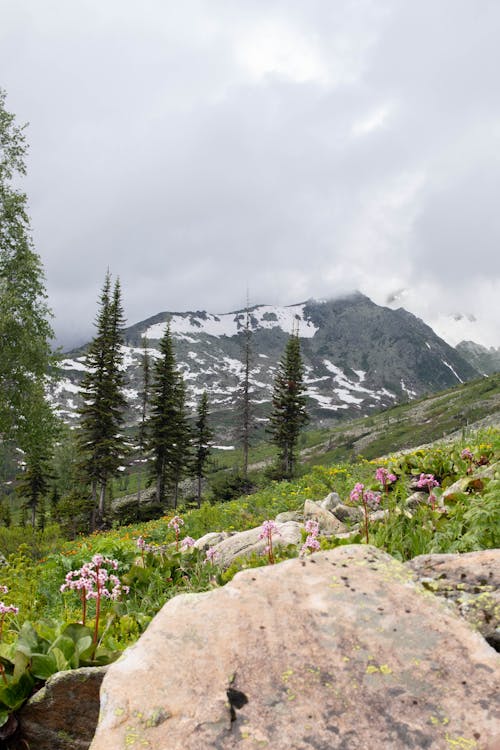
top-left (1, 0), bottom-right (499, 349)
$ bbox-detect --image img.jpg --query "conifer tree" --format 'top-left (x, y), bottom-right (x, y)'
top-left (78, 272), bottom-right (127, 527)
top-left (16, 380), bottom-right (58, 527)
top-left (238, 304), bottom-right (255, 478)
top-left (268, 331), bottom-right (309, 478)
top-left (135, 335), bottom-right (150, 505)
top-left (148, 324), bottom-right (190, 508)
top-left (170, 377), bottom-right (192, 509)
top-left (0, 88), bottom-right (56, 447)
top-left (193, 391), bottom-right (213, 507)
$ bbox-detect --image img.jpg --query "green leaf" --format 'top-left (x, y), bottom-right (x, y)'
top-left (49, 635), bottom-right (76, 662)
top-left (0, 710), bottom-right (10, 729)
top-left (0, 671), bottom-right (35, 710)
top-left (30, 652), bottom-right (59, 680)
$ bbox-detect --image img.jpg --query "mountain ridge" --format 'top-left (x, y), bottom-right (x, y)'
top-left (51, 293), bottom-right (480, 437)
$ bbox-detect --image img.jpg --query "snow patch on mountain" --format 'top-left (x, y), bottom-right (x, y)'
top-left (143, 303), bottom-right (318, 341)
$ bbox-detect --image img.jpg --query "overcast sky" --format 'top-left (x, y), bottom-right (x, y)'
top-left (1, 0), bottom-right (499, 348)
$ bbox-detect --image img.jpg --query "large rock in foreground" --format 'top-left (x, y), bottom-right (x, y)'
top-left (91, 546), bottom-right (500, 750)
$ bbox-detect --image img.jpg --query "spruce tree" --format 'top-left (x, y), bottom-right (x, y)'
top-left (16, 380), bottom-right (58, 527)
top-left (268, 332), bottom-right (309, 478)
top-left (0, 88), bottom-right (56, 447)
top-left (193, 391), bottom-right (213, 507)
top-left (238, 304), bottom-right (255, 478)
top-left (78, 272), bottom-right (127, 527)
top-left (135, 335), bottom-right (150, 505)
top-left (148, 324), bottom-right (190, 508)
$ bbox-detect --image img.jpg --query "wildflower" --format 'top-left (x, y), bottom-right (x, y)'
top-left (416, 474), bottom-right (440, 510)
top-left (349, 483), bottom-right (371, 544)
top-left (461, 448), bottom-right (473, 460)
top-left (181, 536), bottom-right (195, 552)
top-left (259, 520), bottom-right (281, 564)
top-left (168, 516), bottom-right (185, 550)
top-left (375, 467), bottom-right (397, 492)
top-left (350, 483), bottom-right (364, 503)
top-left (61, 555), bottom-right (129, 654)
top-left (205, 546), bottom-right (219, 565)
top-left (301, 519), bottom-right (321, 556)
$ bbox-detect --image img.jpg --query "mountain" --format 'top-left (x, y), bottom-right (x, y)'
top-left (50, 293), bottom-right (479, 439)
top-left (455, 340), bottom-right (500, 376)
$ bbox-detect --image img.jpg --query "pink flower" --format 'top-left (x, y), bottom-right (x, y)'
top-left (416, 473), bottom-right (440, 490)
top-left (304, 519), bottom-right (320, 536)
top-left (181, 536), bottom-right (195, 551)
top-left (0, 602), bottom-right (19, 615)
top-left (204, 546), bottom-right (219, 564)
top-left (461, 448), bottom-right (473, 461)
top-left (168, 516), bottom-right (184, 532)
top-left (375, 467), bottom-right (397, 489)
top-left (350, 483), bottom-right (364, 503)
top-left (258, 520), bottom-right (280, 540)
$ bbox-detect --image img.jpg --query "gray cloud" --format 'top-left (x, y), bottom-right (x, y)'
top-left (1, 0), bottom-right (499, 347)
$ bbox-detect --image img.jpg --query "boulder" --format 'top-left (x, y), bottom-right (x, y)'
top-left (193, 531), bottom-right (231, 551)
top-left (406, 549), bottom-right (500, 651)
top-left (275, 510), bottom-right (303, 523)
top-left (90, 546), bottom-right (500, 750)
top-left (405, 491), bottom-right (429, 509)
top-left (320, 491), bottom-right (342, 512)
top-left (17, 666), bottom-right (107, 750)
top-left (329, 502), bottom-right (363, 523)
top-left (303, 499), bottom-right (348, 534)
top-left (208, 521), bottom-right (302, 568)
top-left (111, 488), bottom-right (163, 524)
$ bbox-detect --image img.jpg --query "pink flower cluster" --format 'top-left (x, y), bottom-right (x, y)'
top-left (375, 467), bottom-right (397, 490)
top-left (259, 520), bottom-right (281, 564)
top-left (301, 519), bottom-right (320, 556)
top-left (416, 473), bottom-right (440, 509)
top-left (460, 448), bottom-right (474, 461)
top-left (180, 536), bottom-right (195, 552)
top-left (204, 546), bottom-right (219, 564)
top-left (168, 516), bottom-right (184, 532)
top-left (60, 554), bottom-right (129, 601)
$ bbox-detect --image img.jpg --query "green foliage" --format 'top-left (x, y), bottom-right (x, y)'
top-left (0, 88), bottom-right (57, 533)
top-left (268, 333), bottom-right (308, 479)
top-left (148, 324), bottom-right (191, 508)
top-left (193, 391), bottom-right (213, 507)
top-left (78, 272), bottom-right (127, 527)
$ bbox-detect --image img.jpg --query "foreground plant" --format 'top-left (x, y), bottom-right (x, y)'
top-left (301, 520), bottom-right (320, 556)
top-left (168, 516), bottom-right (185, 551)
top-left (259, 520), bottom-right (281, 564)
top-left (375, 467), bottom-right (397, 494)
top-left (61, 554), bottom-right (129, 657)
top-left (416, 474), bottom-right (440, 510)
top-left (350, 484), bottom-right (380, 543)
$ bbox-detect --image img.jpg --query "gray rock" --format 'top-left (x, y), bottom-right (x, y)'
top-left (111, 488), bottom-right (163, 524)
top-left (320, 491), bottom-right (342, 511)
top-left (330, 502), bottom-right (363, 523)
top-left (405, 491), bottom-right (429, 509)
top-left (303, 499), bottom-right (347, 535)
top-left (208, 521), bottom-right (302, 568)
top-left (193, 531), bottom-right (231, 551)
top-left (406, 549), bottom-right (500, 648)
top-left (368, 509), bottom-right (388, 522)
top-left (18, 666), bottom-right (107, 750)
top-left (275, 510), bottom-right (303, 523)
top-left (91, 546), bottom-right (500, 750)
